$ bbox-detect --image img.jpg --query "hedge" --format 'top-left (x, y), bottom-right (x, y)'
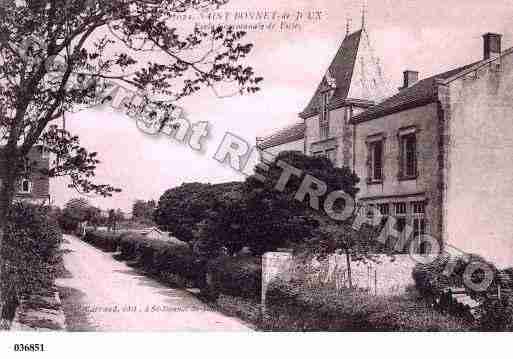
top-left (86, 231), bottom-right (199, 286)
top-left (83, 230), bottom-right (123, 252)
top-left (1, 203), bottom-right (63, 320)
top-left (264, 279), bottom-right (471, 331)
top-left (205, 256), bottom-right (262, 300)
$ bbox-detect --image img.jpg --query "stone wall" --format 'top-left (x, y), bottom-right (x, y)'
top-left (261, 251), bottom-right (419, 309)
top-left (290, 254), bottom-right (418, 296)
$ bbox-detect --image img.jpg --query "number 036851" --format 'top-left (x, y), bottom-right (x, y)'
top-left (13, 344), bottom-right (45, 352)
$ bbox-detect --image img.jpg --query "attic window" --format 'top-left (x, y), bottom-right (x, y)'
top-left (319, 92), bottom-right (330, 139)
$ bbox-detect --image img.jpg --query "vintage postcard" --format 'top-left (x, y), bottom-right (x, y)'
top-left (0, 0), bottom-right (512, 355)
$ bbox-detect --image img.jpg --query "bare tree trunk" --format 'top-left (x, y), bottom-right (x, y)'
top-left (0, 161), bottom-right (18, 324)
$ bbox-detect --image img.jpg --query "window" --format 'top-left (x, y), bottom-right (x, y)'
top-left (377, 203), bottom-right (390, 216)
top-left (319, 92), bottom-right (330, 139)
top-left (313, 151), bottom-right (323, 157)
top-left (399, 133), bottom-right (417, 179)
top-left (411, 200), bottom-right (428, 253)
top-left (368, 140), bottom-right (384, 182)
top-left (19, 178), bottom-right (32, 194)
top-left (412, 201), bottom-right (425, 214)
top-left (377, 203), bottom-right (390, 238)
top-left (413, 218), bottom-right (427, 236)
top-left (326, 148), bottom-right (336, 165)
top-left (391, 201), bottom-right (408, 251)
top-left (395, 202), bottom-right (407, 215)
top-left (413, 218), bottom-right (429, 253)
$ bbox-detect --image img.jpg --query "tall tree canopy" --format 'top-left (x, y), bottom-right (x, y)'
top-left (0, 0), bottom-right (261, 208)
top-left (0, 0), bottom-right (261, 315)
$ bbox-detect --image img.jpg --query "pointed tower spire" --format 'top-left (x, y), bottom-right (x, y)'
top-left (361, 0), bottom-right (367, 30)
top-left (346, 15), bottom-right (351, 37)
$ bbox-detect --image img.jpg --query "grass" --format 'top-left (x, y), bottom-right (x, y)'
top-left (263, 282), bottom-right (474, 331)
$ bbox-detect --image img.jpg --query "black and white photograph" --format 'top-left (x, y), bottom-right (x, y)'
top-left (0, 0), bottom-right (512, 356)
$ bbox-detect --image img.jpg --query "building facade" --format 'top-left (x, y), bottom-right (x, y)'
top-left (0, 145), bottom-right (51, 204)
top-left (352, 33), bottom-right (513, 266)
top-left (258, 26), bottom-right (391, 164)
top-left (258, 29), bottom-right (513, 267)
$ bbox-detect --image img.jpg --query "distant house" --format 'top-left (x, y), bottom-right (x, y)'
top-left (139, 227), bottom-right (188, 246)
top-left (0, 145), bottom-right (51, 204)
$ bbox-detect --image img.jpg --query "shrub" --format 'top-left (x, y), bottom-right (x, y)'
top-left (83, 230), bottom-right (123, 252)
top-left (1, 203), bottom-right (63, 319)
top-left (151, 242), bottom-right (198, 283)
top-left (115, 233), bottom-right (198, 286)
top-left (205, 256), bottom-right (262, 300)
top-left (412, 253), bottom-right (499, 299)
top-left (118, 233), bottom-right (145, 260)
top-left (264, 279), bottom-right (471, 331)
top-left (479, 296), bottom-right (513, 331)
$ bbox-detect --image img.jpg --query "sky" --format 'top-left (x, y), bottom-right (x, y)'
top-left (51, 0), bottom-right (513, 213)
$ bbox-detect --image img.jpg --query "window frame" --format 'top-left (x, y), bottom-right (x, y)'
top-left (18, 178), bottom-right (33, 194)
top-left (366, 135), bottom-right (385, 184)
top-left (398, 127), bottom-right (418, 180)
top-left (319, 91), bottom-right (330, 139)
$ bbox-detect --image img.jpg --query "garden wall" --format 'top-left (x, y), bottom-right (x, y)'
top-left (262, 252), bottom-right (421, 308)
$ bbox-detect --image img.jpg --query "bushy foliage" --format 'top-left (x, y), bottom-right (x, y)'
top-left (1, 203), bottom-right (63, 319)
top-left (132, 200), bottom-right (156, 224)
top-left (412, 253), bottom-right (499, 298)
top-left (194, 152), bottom-right (361, 257)
top-left (83, 230), bottom-right (124, 252)
top-left (411, 253), bottom-right (513, 330)
top-left (154, 182), bottom-right (241, 242)
top-left (205, 256), bottom-right (262, 300)
top-left (155, 152), bottom-right (361, 258)
top-left (479, 296), bottom-right (513, 331)
top-left (265, 279), bottom-right (470, 331)
top-left (115, 233), bottom-right (198, 285)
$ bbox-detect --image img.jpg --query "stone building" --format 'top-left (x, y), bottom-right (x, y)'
top-left (351, 33), bottom-right (513, 267)
top-left (257, 24), bottom-right (392, 163)
top-left (258, 29), bottom-right (513, 267)
top-left (0, 145), bottom-right (51, 204)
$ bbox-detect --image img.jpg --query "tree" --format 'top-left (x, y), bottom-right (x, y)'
top-left (193, 151), bottom-right (361, 257)
top-left (154, 182), bottom-right (241, 242)
top-left (0, 0), bottom-right (261, 315)
top-left (252, 152), bottom-right (382, 288)
top-left (132, 199), bottom-right (156, 223)
top-left (106, 208), bottom-right (124, 231)
top-left (64, 197), bottom-right (91, 221)
top-left (58, 197), bottom-right (90, 232)
top-left (243, 151), bottom-right (361, 255)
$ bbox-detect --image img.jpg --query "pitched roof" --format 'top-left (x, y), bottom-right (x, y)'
top-left (257, 122), bottom-right (305, 150)
top-left (299, 30), bottom-right (363, 119)
top-left (351, 61), bottom-right (482, 123)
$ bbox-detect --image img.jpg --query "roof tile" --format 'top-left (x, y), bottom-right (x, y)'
top-left (351, 61), bottom-right (482, 123)
top-left (258, 122), bottom-right (305, 150)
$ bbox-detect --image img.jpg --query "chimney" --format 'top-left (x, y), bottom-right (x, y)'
top-left (399, 70), bottom-right (419, 90)
top-left (483, 33), bottom-right (502, 60)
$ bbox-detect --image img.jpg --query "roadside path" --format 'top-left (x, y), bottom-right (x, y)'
top-left (56, 235), bottom-right (252, 331)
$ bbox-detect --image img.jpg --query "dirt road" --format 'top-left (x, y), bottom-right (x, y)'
top-left (56, 235), bottom-right (252, 331)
